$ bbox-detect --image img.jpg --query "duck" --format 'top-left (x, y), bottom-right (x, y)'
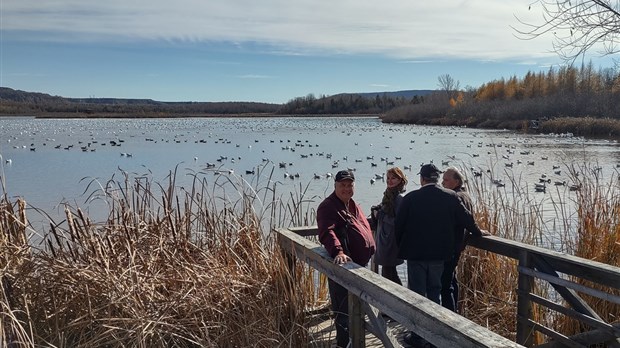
top-left (534, 183), bottom-right (547, 192)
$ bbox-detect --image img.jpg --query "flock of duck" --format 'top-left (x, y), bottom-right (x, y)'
top-left (3, 125), bottom-right (619, 197)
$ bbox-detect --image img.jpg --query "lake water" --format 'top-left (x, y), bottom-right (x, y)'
top-left (1, 116), bottom-right (619, 237)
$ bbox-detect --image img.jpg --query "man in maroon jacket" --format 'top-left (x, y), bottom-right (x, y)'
top-left (317, 170), bottom-right (375, 348)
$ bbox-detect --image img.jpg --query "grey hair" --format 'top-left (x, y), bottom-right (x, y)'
top-left (445, 166), bottom-right (465, 188)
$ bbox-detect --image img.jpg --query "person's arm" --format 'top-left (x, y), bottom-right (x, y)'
top-left (455, 197), bottom-right (486, 237)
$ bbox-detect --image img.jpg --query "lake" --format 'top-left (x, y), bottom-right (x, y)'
top-left (1, 116), bottom-right (619, 237)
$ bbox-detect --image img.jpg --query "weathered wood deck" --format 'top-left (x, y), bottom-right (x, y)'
top-left (308, 312), bottom-right (409, 347)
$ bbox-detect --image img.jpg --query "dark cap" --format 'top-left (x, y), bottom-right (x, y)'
top-left (335, 170), bottom-right (355, 182)
top-left (418, 163), bottom-right (442, 179)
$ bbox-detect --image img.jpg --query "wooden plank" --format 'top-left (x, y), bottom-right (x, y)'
top-left (296, 228), bottom-right (620, 289)
top-left (520, 317), bottom-right (588, 348)
top-left (288, 225), bottom-right (318, 236)
top-left (276, 228), bottom-right (524, 348)
top-left (524, 291), bottom-right (620, 338)
top-left (535, 322), bottom-right (620, 348)
top-left (468, 236), bottom-right (620, 289)
top-left (519, 265), bottom-right (620, 305)
top-left (361, 302), bottom-right (398, 348)
top-left (516, 250), bottom-right (535, 346)
top-left (349, 293), bottom-right (365, 348)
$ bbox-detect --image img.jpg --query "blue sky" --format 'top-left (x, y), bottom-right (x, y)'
top-left (1, 0), bottom-right (616, 104)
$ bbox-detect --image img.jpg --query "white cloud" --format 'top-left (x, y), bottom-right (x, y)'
top-left (3, 0), bottom-right (558, 61)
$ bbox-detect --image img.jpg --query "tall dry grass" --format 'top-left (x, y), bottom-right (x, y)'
top-left (3, 159), bottom-right (619, 347)
top-left (556, 164), bottom-right (620, 336)
top-left (457, 162), bottom-right (619, 344)
top-left (1, 166), bottom-right (322, 347)
top-left (457, 166), bottom-right (546, 342)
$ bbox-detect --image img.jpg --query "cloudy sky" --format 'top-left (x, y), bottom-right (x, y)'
top-left (0, 0), bottom-right (615, 103)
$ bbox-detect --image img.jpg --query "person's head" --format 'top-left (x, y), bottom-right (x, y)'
top-left (418, 163), bottom-right (442, 184)
top-left (386, 167), bottom-right (408, 192)
top-left (442, 167), bottom-right (465, 190)
top-left (334, 170), bottom-right (355, 203)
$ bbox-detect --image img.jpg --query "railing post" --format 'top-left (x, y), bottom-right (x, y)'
top-left (349, 292), bottom-right (365, 348)
top-left (517, 249), bottom-right (535, 346)
top-left (277, 233), bottom-right (296, 283)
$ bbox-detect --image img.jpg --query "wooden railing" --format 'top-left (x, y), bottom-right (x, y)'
top-left (276, 226), bottom-right (620, 348)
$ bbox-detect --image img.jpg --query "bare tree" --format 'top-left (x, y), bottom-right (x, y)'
top-left (437, 74), bottom-right (460, 100)
top-left (514, 1), bottom-right (620, 64)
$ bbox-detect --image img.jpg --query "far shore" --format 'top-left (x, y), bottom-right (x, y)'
top-left (2, 112), bottom-right (618, 141)
top-left (0, 112), bottom-right (380, 119)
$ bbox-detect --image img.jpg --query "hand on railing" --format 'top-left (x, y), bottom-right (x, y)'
top-left (334, 251), bottom-right (352, 265)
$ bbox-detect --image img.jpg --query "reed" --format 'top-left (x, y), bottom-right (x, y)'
top-left (457, 162), bottom-right (619, 344)
top-left (1, 166), bottom-right (321, 347)
top-left (2, 160), bottom-right (619, 347)
top-left (457, 166), bottom-right (545, 342)
top-left (556, 164), bottom-right (620, 336)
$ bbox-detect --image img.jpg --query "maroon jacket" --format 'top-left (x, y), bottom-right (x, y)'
top-left (317, 192), bottom-right (375, 266)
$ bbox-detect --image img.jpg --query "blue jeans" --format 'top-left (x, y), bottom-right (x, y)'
top-left (407, 260), bottom-right (444, 304)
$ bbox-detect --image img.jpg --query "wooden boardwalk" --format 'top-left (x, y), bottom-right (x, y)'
top-left (279, 226), bottom-right (620, 348)
top-left (308, 311), bottom-right (409, 347)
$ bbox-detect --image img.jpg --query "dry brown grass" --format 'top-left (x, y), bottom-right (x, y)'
top-left (3, 160), bottom-right (619, 347)
top-left (556, 164), bottom-right (620, 336)
top-left (457, 168), bottom-right (542, 342)
top-left (457, 163), bottom-right (619, 344)
top-left (1, 167), bottom-right (322, 347)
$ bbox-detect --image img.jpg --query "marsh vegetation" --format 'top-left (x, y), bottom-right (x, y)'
top-left (1, 162), bottom-right (619, 347)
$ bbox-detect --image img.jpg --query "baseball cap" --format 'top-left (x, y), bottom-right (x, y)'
top-left (418, 163), bottom-right (442, 179)
top-left (335, 170), bottom-right (355, 182)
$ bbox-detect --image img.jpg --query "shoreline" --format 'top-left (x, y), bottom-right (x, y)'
top-left (1, 113), bottom-right (618, 141)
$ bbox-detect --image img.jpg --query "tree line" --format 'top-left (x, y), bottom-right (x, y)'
top-left (0, 87), bottom-right (280, 117)
top-left (0, 88), bottom-right (426, 117)
top-left (276, 93), bottom-right (425, 115)
top-left (382, 64), bottom-right (620, 138)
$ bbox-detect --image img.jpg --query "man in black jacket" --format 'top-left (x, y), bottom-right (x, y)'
top-left (395, 163), bottom-right (486, 347)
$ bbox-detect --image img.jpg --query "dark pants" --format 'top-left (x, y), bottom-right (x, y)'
top-left (407, 260), bottom-right (443, 304)
top-left (441, 253), bottom-right (461, 312)
top-left (406, 260), bottom-right (443, 347)
top-left (381, 265), bottom-right (402, 285)
top-left (328, 278), bottom-right (349, 348)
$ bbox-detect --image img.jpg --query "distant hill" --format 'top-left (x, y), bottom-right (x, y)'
top-left (0, 87), bottom-right (436, 117)
top-left (0, 87), bottom-right (280, 117)
top-left (353, 89), bottom-right (435, 99)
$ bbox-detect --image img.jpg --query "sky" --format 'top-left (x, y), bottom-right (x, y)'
top-left (0, 0), bottom-right (617, 104)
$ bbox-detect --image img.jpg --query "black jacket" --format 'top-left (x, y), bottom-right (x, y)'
top-left (395, 183), bottom-right (482, 261)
